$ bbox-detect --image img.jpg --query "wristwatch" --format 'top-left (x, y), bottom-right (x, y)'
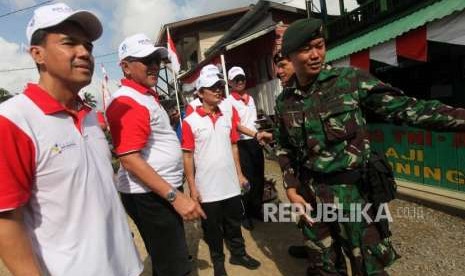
top-left (166, 188), bottom-right (178, 203)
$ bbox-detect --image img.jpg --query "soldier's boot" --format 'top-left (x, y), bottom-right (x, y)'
top-left (288, 245), bottom-right (308, 259)
top-left (306, 249), bottom-right (340, 276)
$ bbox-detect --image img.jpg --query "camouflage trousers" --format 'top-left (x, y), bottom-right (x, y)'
top-left (299, 183), bottom-right (399, 276)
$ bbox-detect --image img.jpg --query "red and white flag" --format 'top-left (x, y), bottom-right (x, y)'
top-left (167, 28), bottom-right (181, 74)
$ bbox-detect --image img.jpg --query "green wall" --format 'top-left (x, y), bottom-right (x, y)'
top-left (368, 123), bottom-right (465, 193)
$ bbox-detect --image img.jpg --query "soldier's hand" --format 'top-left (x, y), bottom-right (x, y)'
top-left (256, 131), bottom-right (273, 145)
top-left (286, 188), bottom-right (315, 226)
top-left (172, 192), bottom-right (207, 220)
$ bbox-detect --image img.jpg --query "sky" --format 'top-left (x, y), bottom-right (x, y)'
top-left (0, 0), bottom-right (358, 108)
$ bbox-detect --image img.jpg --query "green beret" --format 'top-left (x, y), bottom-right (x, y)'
top-left (281, 18), bottom-right (324, 56)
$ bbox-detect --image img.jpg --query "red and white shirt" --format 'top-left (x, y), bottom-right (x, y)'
top-left (186, 97), bottom-right (237, 124)
top-left (182, 106), bottom-right (241, 203)
top-left (227, 91), bottom-right (258, 140)
top-left (0, 84), bottom-right (142, 276)
top-left (106, 79), bottom-right (183, 193)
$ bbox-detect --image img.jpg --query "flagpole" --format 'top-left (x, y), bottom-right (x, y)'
top-left (101, 63), bottom-right (107, 112)
top-left (167, 27), bottom-right (183, 127)
top-left (220, 54), bottom-right (229, 97)
top-left (171, 68), bottom-right (182, 127)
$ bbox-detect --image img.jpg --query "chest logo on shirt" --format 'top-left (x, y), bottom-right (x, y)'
top-left (51, 141), bottom-right (78, 154)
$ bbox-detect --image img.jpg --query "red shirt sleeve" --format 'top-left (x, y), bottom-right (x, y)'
top-left (106, 96), bottom-right (150, 155)
top-left (185, 104), bottom-right (194, 116)
top-left (232, 106), bottom-right (241, 126)
top-left (230, 109), bottom-right (240, 143)
top-left (0, 116), bottom-right (35, 211)
top-left (181, 121), bottom-right (195, 151)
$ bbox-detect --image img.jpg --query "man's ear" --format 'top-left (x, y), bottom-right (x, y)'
top-left (29, 45), bottom-right (45, 67)
top-left (197, 89), bottom-right (204, 99)
top-left (120, 61), bottom-right (131, 77)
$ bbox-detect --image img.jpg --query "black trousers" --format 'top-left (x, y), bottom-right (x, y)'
top-left (120, 191), bottom-right (191, 276)
top-left (238, 139), bottom-right (265, 219)
top-left (201, 195), bottom-right (246, 265)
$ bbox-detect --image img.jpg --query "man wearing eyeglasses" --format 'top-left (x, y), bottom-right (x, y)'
top-left (106, 33), bottom-right (206, 276)
top-left (226, 67), bottom-right (265, 230)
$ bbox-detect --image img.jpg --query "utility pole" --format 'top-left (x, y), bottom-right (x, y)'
top-left (339, 0), bottom-right (346, 15)
top-left (319, 0), bottom-right (328, 26)
top-left (306, 0), bottom-right (312, 18)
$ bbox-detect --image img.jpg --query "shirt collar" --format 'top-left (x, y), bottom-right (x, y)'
top-left (195, 105), bottom-right (223, 117)
top-left (293, 64), bottom-right (340, 95)
top-left (24, 83), bottom-right (90, 115)
top-left (121, 78), bottom-right (159, 98)
top-left (231, 91), bottom-right (250, 104)
top-left (315, 64), bottom-right (339, 82)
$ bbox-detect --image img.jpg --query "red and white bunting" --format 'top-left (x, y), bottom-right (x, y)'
top-left (428, 9), bottom-right (465, 45)
top-left (332, 9), bottom-right (465, 70)
top-left (370, 40), bottom-right (398, 66)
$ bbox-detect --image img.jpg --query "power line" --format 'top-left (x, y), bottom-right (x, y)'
top-left (0, 67), bottom-right (35, 73)
top-left (0, 53), bottom-right (119, 73)
top-left (95, 52), bottom-right (117, 58)
top-left (0, 60), bottom-right (121, 73)
top-left (0, 0), bottom-right (54, 19)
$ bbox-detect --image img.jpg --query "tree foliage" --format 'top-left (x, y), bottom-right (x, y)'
top-left (82, 91), bottom-right (97, 108)
top-left (0, 88), bottom-right (12, 103)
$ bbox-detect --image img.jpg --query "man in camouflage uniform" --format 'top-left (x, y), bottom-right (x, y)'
top-left (274, 18), bottom-right (465, 276)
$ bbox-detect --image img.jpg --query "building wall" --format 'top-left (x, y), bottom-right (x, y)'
top-left (248, 78), bottom-right (282, 115)
top-left (198, 31), bottom-right (225, 60)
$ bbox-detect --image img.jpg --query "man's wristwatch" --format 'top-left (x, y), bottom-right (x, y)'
top-left (166, 188), bottom-right (178, 203)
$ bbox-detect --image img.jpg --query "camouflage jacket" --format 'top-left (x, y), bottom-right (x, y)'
top-left (274, 65), bottom-right (465, 189)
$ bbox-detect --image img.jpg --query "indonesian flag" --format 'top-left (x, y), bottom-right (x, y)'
top-left (167, 28), bottom-right (181, 74)
top-left (101, 64), bottom-right (111, 111)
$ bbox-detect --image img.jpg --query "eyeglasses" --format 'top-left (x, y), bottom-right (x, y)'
top-left (233, 76), bottom-right (246, 82)
top-left (126, 56), bottom-right (161, 66)
top-left (204, 84), bottom-right (224, 93)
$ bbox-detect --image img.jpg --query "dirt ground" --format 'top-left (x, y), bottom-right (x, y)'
top-left (1, 160), bottom-right (464, 276)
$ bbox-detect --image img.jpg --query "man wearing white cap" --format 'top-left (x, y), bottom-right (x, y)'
top-left (226, 66), bottom-right (265, 230)
top-left (0, 3), bottom-right (142, 276)
top-left (106, 33), bottom-right (206, 276)
top-left (186, 65), bottom-right (271, 145)
top-left (182, 67), bottom-right (261, 276)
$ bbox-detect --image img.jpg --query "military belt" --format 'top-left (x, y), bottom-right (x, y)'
top-left (311, 170), bottom-right (362, 185)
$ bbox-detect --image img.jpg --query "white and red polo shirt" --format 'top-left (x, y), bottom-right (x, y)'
top-left (106, 79), bottom-right (183, 193)
top-left (186, 97), bottom-right (237, 123)
top-left (0, 84), bottom-right (142, 276)
top-left (182, 106), bottom-right (241, 203)
top-left (227, 91), bottom-right (258, 140)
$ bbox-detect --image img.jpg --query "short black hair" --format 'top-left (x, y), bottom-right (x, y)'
top-left (30, 29), bottom-right (49, 46)
top-left (30, 29), bottom-right (50, 70)
top-left (273, 52), bottom-right (284, 64)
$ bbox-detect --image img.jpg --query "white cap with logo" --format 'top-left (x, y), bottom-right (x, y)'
top-left (196, 64), bottom-right (225, 89)
top-left (227, 66), bottom-right (246, 80)
top-left (26, 2), bottom-right (103, 43)
top-left (118, 33), bottom-right (168, 62)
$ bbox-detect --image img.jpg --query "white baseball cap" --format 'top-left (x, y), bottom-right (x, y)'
top-left (26, 2), bottom-right (102, 43)
top-left (118, 33), bottom-right (168, 61)
top-left (228, 66), bottom-right (246, 80)
top-left (196, 64), bottom-right (225, 89)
